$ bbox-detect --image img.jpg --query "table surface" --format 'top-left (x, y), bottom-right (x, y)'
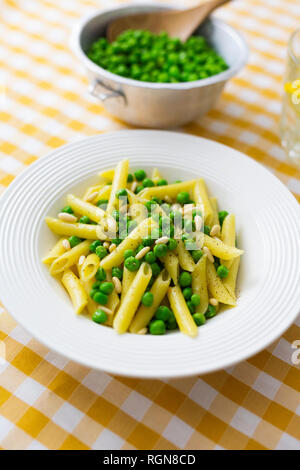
top-left (0, 0), bottom-right (300, 451)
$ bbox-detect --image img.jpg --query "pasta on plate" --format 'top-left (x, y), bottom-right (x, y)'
top-left (43, 160), bottom-right (243, 337)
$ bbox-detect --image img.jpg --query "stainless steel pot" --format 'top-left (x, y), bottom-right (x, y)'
top-left (71, 3), bottom-right (248, 128)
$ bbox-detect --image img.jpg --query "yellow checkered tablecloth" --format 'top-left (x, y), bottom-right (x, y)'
top-left (0, 0), bottom-right (300, 451)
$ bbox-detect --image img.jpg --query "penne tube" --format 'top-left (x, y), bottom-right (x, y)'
top-left (100, 218), bottom-right (155, 270)
top-left (176, 240), bottom-right (195, 272)
top-left (193, 179), bottom-right (213, 225)
top-left (66, 194), bottom-right (105, 222)
top-left (121, 267), bottom-right (136, 302)
top-left (139, 180), bottom-right (197, 201)
top-left (62, 269), bottom-right (88, 314)
top-left (99, 168), bottom-right (114, 181)
top-left (94, 185), bottom-right (112, 204)
top-left (209, 197), bottom-right (219, 227)
top-left (42, 238), bottom-right (66, 264)
top-left (50, 240), bottom-right (91, 275)
top-left (81, 278), bottom-right (99, 317)
top-left (221, 213), bottom-right (235, 268)
top-left (113, 263), bottom-right (152, 334)
top-left (204, 234), bottom-right (243, 260)
top-left (81, 254), bottom-right (100, 282)
top-left (83, 184), bottom-right (103, 202)
top-left (130, 269), bottom-right (171, 333)
top-left (45, 217), bottom-right (106, 240)
top-left (206, 262), bottom-right (236, 306)
top-left (163, 251), bottom-right (179, 284)
top-left (168, 285), bottom-right (198, 337)
top-left (105, 270), bottom-right (120, 326)
top-left (223, 256), bottom-right (240, 300)
top-left (152, 167), bottom-right (162, 183)
top-left (192, 255), bottom-right (209, 315)
top-left (107, 159), bottom-right (129, 214)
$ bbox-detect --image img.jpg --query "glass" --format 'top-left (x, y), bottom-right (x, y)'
top-left (280, 28), bottom-right (300, 167)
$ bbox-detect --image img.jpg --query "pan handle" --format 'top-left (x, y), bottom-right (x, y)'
top-left (88, 78), bottom-right (126, 102)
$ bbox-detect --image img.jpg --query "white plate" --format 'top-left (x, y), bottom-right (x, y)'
top-left (0, 130), bottom-right (299, 378)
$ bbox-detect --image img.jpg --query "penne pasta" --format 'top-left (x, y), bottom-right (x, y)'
top-left (121, 267), bottom-right (137, 302)
top-left (176, 240), bottom-right (195, 272)
top-left (223, 256), bottom-right (240, 300)
top-left (62, 269), bottom-right (88, 314)
top-left (66, 194), bottom-right (106, 222)
top-left (94, 185), bottom-right (112, 204)
top-left (192, 255), bottom-right (209, 315)
top-left (100, 218), bottom-right (155, 269)
top-left (42, 238), bottom-right (66, 265)
top-left (130, 269), bottom-right (171, 333)
top-left (204, 234), bottom-right (243, 260)
top-left (209, 197), bottom-right (219, 227)
top-left (168, 285), bottom-right (198, 337)
top-left (80, 254), bottom-right (100, 282)
top-left (163, 251), bottom-right (179, 284)
top-left (83, 184), bottom-right (103, 202)
top-left (45, 217), bottom-right (106, 240)
top-left (50, 240), bottom-right (91, 275)
top-left (206, 262), bottom-right (236, 306)
top-left (113, 263), bottom-right (152, 334)
top-left (139, 180), bottom-right (197, 201)
top-left (221, 213), bottom-right (235, 268)
top-left (193, 179), bottom-right (213, 225)
top-left (107, 159), bottom-right (129, 213)
top-left (99, 168), bottom-right (114, 181)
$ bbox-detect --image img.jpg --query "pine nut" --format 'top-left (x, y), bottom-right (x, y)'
top-left (131, 181), bottom-right (138, 193)
top-left (155, 236), bottom-right (169, 245)
top-left (109, 243), bottom-right (116, 253)
top-left (210, 224), bottom-right (220, 237)
top-left (62, 239), bottom-right (71, 250)
top-left (135, 246), bottom-right (150, 260)
top-left (58, 212), bottom-right (77, 223)
top-left (97, 306), bottom-right (113, 315)
top-left (112, 276), bottom-right (122, 294)
top-left (86, 191), bottom-right (99, 202)
top-left (194, 215), bottom-right (202, 232)
top-left (103, 241), bottom-right (110, 249)
top-left (203, 246), bottom-right (214, 263)
top-left (137, 328), bottom-right (148, 335)
top-left (78, 255), bottom-right (85, 266)
top-left (209, 298), bottom-right (219, 307)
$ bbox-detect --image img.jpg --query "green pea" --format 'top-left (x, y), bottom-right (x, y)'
top-left (99, 282), bottom-right (114, 295)
top-left (155, 306), bottom-right (172, 322)
top-left (79, 216), bottom-right (91, 224)
top-left (142, 178), bottom-right (155, 188)
top-left (204, 225), bottom-right (211, 235)
top-left (151, 197), bottom-right (163, 204)
top-left (93, 291), bottom-right (108, 305)
top-left (89, 288), bottom-right (98, 299)
top-left (96, 199), bottom-right (108, 208)
top-left (218, 210), bottom-right (228, 226)
top-left (192, 250), bottom-right (203, 263)
top-left (154, 243), bottom-right (168, 258)
top-left (145, 251), bottom-right (156, 264)
top-left (193, 313), bottom-right (206, 326)
top-left (92, 281), bottom-right (101, 289)
top-left (92, 309), bottom-right (107, 324)
top-left (124, 256), bottom-right (140, 272)
top-left (205, 305), bottom-right (217, 319)
top-left (142, 237), bottom-right (153, 247)
top-left (68, 236), bottom-right (82, 248)
top-left (95, 267), bottom-right (106, 281)
top-left (191, 294), bottom-right (201, 306)
top-left (124, 249), bottom-right (135, 259)
top-left (166, 317), bottom-right (178, 330)
top-left (112, 267), bottom-right (123, 280)
top-left (179, 271), bottom-right (192, 287)
top-left (111, 238), bottom-right (122, 246)
top-left (187, 300), bottom-right (195, 313)
top-left (217, 265), bottom-right (229, 279)
top-left (90, 240), bottom-right (102, 253)
top-left (61, 205), bottom-right (74, 214)
top-left (182, 287), bottom-right (192, 300)
top-left (167, 238), bottom-right (177, 251)
top-left (149, 319), bottom-right (166, 335)
top-left (177, 191), bottom-right (190, 205)
top-left (144, 200), bottom-right (157, 213)
top-left (135, 185), bottom-right (144, 194)
top-left (116, 188), bottom-right (127, 198)
top-left (127, 173), bottom-right (134, 183)
top-left (95, 245), bottom-right (108, 259)
top-left (157, 179), bottom-right (168, 186)
top-left (134, 169), bottom-right (146, 181)
top-left (150, 262), bottom-right (161, 277)
top-left (142, 292), bottom-right (154, 307)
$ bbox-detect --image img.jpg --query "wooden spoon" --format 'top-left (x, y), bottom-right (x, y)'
top-left (107, 0), bottom-right (231, 43)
